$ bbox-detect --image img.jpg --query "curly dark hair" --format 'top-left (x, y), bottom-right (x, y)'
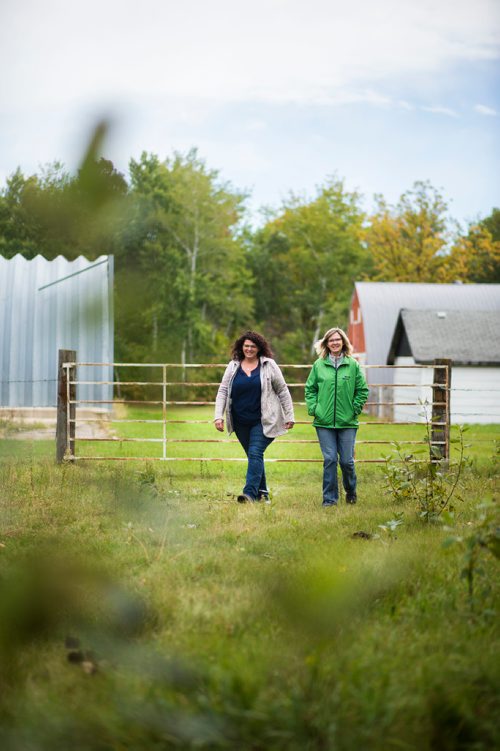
top-left (231, 331), bottom-right (274, 360)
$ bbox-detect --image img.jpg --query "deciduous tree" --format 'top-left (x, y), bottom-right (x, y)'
top-left (124, 150), bottom-right (253, 362)
top-left (448, 223), bottom-right (500, 283)
top-left (0, 158), bottom-right (128, 261)
top-left (249, 178), bottom-right (369, 359)
top-left (365, 181), bottom-right (454, 282)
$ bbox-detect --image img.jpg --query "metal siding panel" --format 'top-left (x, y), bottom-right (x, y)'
top-left (451, 367), bottom-right (500, 424)
top-left (34, 255), bottom-right (51, 406)
top-left (12, 256), bottom-right (27, 406)
top-left (0, 257), bottom-right (14, 404)
top-left (393, 358), bottom-right (500, 424)
top-left (107, 254), bottom-right (114, 404)
top-left (1, 254), bottom-right (113, 408)
top-left (393, 356), bottom-right (433, 423)
top-left (24, 257), bottom-right (37, 406)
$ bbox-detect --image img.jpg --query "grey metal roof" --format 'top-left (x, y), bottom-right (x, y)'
top-left (355, 282), bottom-right (500, 379)
top-left (388, 309), bottom-right (500, 365)
top-left (0, 254), bottom-right (114, 408)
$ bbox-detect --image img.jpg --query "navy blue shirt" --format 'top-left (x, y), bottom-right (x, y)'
top-left (231, 364), bottom-right (262, 425)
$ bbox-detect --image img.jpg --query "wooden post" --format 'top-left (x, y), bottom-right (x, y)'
top-left (431, 358), bottom-right (451, 461)
top-left (56, 349), bottom-right (76, 463)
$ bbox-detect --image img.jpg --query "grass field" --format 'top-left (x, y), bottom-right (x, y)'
top-left (0, 409), bottom-right (498, 749)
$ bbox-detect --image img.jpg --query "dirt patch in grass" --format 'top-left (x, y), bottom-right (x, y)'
top-left (0, 422), bottom-right (112, 441)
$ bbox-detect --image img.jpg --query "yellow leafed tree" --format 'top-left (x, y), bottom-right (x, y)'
top-left (366, 181), bottom-right (456, 282)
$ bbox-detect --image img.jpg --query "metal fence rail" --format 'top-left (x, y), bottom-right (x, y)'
top-left (56, 351), bottom-right (451, 464)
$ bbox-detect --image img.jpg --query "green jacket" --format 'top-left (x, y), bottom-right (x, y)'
top-left (305, 356), bottom-right (369, 429)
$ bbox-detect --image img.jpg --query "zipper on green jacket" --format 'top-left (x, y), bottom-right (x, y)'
top-left (333, 365), bottom-right (338, 428)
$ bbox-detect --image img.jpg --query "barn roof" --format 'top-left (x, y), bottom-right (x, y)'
top-left (354, 282), bottom-right (500, 366)
top-left (387, 309), bottom-right (500, 365)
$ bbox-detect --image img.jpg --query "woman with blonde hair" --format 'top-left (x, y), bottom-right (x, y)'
top-left (305, 327), bottom-right (369, 507)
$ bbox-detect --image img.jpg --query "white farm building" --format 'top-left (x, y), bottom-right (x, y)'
top-left (347, 282), bottom-right (500, 424)
top-left (387, 309), bottom-right (500, 424)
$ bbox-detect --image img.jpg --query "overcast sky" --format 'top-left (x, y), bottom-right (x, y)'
top-left (1, 0), bottom-right (499, 227)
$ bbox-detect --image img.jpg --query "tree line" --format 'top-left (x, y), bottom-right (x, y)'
top-left (1, 146), bottom-right (499, 364)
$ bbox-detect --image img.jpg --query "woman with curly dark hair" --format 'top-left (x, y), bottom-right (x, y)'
top-left (214, 331), bottom-right (294, 503)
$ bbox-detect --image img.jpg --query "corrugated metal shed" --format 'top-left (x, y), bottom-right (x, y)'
top-left (0, 254), bottom-right (113, 408)
top-left (388, 310), bottom-right (500, 365)
top-left (354, 282), bottom-right (500, 383)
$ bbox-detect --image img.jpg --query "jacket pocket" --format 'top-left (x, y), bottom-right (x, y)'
top-left (314, 404), bottom-right (324, 423)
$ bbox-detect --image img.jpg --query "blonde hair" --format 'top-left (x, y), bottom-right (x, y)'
top-left (314, 327), bottom-right (353, 358)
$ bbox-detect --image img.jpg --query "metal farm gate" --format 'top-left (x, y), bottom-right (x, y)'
top-left (55, 350), bottom-right (451, 464)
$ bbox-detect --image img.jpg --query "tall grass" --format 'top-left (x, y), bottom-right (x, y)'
top-left (0, 414), bottom-right (498, 749)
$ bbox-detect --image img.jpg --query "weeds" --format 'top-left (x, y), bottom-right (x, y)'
top-left (443, 501), bottom-right (500, 612)
top-left (378, 513), bottom-right (404, 542)
top-left (0, 417), bottom-right (47, 435)
top-left (383, 424), bottom-right (469, 522)
top-left (135, 462), bottom-right (159, 496)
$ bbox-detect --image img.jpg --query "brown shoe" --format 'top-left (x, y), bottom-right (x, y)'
top-left (237, 494), bottom-right (255, 503)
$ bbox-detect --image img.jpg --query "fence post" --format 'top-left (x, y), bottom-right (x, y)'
top-left (381, 385), bottom-right (393, 420)
top-left (431, 358), bottom-right (451, 461)
top-left (56, 349), bottom-right (76, 463)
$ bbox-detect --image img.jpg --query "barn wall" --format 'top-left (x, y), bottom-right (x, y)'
top-left (393, 357), bottom-right (500, 424)
top-left (348, 287), bottom-right (366, 360)
top-left (391, 358), bottom-right (433, 423)
top-left (451, 366), bottom-right (500, 424)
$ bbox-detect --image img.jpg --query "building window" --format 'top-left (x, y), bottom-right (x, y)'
top-left (350, 306), bottom-right (362, 325)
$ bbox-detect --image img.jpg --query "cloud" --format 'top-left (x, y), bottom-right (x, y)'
top-left (396, 100), bottom-right (415, 111)
top-left (320, 90), bottom-right (394, 107)
top-left (474, 104), bottom-right (498, 116)
top-left (421, 106), bottom-right (459, 117)
top-left (244, 119), bottom-right (268, 132)
top-left (1, 0), bottom-right (499, 109)
top-left (1, 0), bottom-right (499, 233)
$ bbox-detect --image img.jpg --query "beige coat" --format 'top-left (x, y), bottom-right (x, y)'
top-left (214, 357), bottom-right (295, 437)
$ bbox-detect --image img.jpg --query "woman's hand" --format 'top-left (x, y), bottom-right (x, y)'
top-left (285, 421), bottom-right (294, 430)
top-left (214, 419), bottom-right (224, 432)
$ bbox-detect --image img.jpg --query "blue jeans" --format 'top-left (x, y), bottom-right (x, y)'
top-left (315, 427), bottom-right (357, 504)
top-left (233, 421), bottom-right (274, 500)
